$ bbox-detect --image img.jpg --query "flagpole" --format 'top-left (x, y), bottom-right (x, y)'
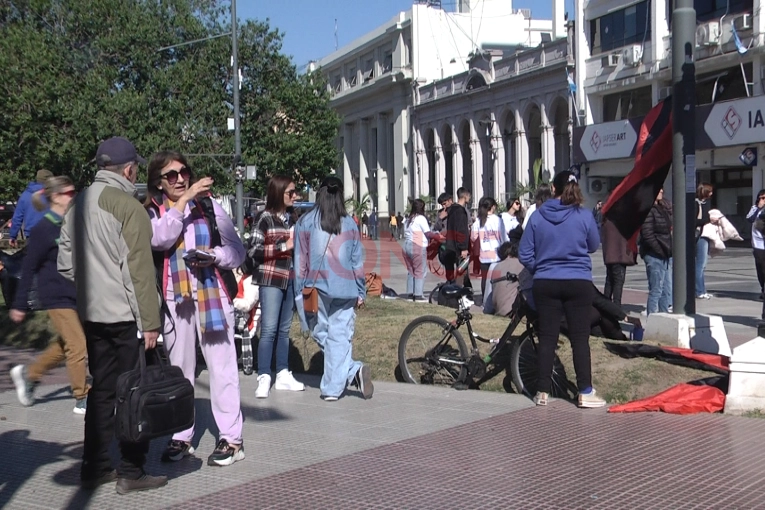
top-left (671, 0), bottom-right (697, 315)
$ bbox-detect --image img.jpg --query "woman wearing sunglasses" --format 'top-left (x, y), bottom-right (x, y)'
top-left (246, 176), bottom-right (305, 399)
top-left (145, 151), bottom-right (246, 467)
top-left (501, 197), bottom-right (524, 234)
top-left (9, 176), bottom-right (91, 415)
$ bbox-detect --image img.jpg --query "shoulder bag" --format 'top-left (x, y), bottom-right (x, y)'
top-left (302, 233), bottom-right (332, 314)
top-left (115, 342), bottom-right (195, 443)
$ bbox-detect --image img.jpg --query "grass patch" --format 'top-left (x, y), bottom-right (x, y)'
top-left (289, 298), bottom-right (717, 404)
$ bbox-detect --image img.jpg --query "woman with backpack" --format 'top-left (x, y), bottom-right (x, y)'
top-left (9, 176), bottom-right (90, 415)
top-left (145, 150), bottom-right (246, 466)
top-left (519, 171), bottom-right (604, 409)
top-left (471, 197), bottom-right (508, 296)
top-left (293, 176), bottom-right (373, 401)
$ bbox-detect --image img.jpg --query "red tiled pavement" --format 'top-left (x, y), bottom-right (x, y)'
top-left (167, 400), bottom-right (765, 510)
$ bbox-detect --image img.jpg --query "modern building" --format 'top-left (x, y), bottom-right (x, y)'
top-left (572, 0), bottom-right (765, 235)
top-left (412, 26), bottom-right (574, 203)
top-left (314, 0), bottom-right (564, 216)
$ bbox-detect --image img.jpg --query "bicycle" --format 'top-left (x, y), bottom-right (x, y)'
top-left (398, 272), bottom-right (574, 398)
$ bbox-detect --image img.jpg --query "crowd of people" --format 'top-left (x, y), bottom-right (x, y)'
top-left (3, 137), bottom-right (374, 495)
top-left (5, 134), bottom-right (764, 492)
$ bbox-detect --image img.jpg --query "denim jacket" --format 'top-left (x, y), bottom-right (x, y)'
top-left (293, 209), bottom-right (366, 302)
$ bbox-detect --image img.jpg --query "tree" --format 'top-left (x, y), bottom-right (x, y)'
top-left (0, 0), bottom-right (339, 202)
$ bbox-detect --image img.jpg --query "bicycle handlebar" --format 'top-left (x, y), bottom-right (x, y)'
top-left (490, 272), bottom-right (519, 285)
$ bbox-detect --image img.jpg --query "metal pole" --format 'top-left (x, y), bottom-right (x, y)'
top-left (232, 0), bottom-right (244, 235)
top-left (671, 0), bottom-right (696, 315)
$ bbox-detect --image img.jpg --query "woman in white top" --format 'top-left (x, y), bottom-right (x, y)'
top-left (471, 197), bottom-right (509, 296)
top-left (501, 197), bottom-right (524, 233)
top-left (522, 184), bottom-right (553, 230)
top-left (403, 199), bottom-right (433, 301)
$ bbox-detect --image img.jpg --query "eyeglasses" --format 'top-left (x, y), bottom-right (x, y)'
top-left (285, 189), bottom-right (297, 197)
top-left (161, 167), bottom-right (191, 186)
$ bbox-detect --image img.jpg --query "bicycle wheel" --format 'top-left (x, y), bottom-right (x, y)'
top-left (398, 315), bottom-right (469, 386)
top-left (510, 330), bottom-right (573, 398)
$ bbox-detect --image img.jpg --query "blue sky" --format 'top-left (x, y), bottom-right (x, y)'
top-left (239, 0), bottom-right (569, 72)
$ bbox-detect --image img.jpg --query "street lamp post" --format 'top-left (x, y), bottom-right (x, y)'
top-left (671, 0), bottom-right (697, 315)
top-left (232, 0), bottom-right (244, 235)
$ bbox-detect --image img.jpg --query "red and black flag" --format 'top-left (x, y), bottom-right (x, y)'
top-left (602, 97), bottom-right (673, 251)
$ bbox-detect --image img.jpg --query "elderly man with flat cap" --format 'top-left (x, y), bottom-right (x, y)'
top-left (58, 137), bottom-right (167, 494)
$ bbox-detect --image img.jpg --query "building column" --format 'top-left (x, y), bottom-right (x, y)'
top-left (541, 105), bottom-right (556, 177)
top-left (432, 128), bottom-right (445, 197)
top-left (343, 123), bottom-right (353, 200)
top-left (392, 104), bottom-right (409, 215)
top-left (469, 118), bottom-right (483, 198)
top-left (492, 125), bottom-right (505, 200)
top-left (376, 114), bottom-right (389, 215)
top-left (515, 128), bottom-right (529, 188)
top-left (358, 118), bottom-right (369, 202)
top-left (451, 136), bottom-right (461, 200)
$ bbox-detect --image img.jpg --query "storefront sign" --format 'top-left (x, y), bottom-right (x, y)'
top-left (740, 147), bottom-right (758, 167)
top-left (702, 97), bottom-right (765, 147)
top-left (572, 117), bottom-right (643, 162)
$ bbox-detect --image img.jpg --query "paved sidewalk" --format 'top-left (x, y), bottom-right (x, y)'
top-left (2, 371), bottom-right (765, 509)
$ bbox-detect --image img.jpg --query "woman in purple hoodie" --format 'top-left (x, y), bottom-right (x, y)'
top-left (145, 151), bottom-right (246, 467)
top-left (519, 171), bottom-right (605, 409)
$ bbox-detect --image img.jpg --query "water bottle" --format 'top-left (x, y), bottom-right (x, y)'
top-left (457, 256), bottom-right (470, 276)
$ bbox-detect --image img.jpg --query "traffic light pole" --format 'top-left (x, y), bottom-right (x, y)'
top-left (232, 0), bottom-right (244, 235)
top-left (671, 0), bottom-right (697, 315)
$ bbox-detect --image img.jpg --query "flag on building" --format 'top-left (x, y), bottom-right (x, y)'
top-left (602, 97), bottom-right (673, 251)
top-left (731, 24), bottom-right (748, 55)
top-left (566, 68), bottom-right (577, 94)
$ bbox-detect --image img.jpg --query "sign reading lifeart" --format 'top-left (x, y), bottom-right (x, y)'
top-left (575, 119), bottom-right (639, 162)
top-left (703, 96), bottom-right (765, 147)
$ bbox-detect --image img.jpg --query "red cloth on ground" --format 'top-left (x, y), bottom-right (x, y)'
top-left (608, 383), bottom-right (726, 415)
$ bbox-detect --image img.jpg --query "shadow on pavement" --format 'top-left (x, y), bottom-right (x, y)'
top-left (0, 430), bottom-right (81, 508)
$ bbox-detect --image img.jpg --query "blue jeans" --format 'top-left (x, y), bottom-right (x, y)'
top-left (403, 241), bottom-right (428, 297)
top-left (695, 237), bottom-right (709, 296)
top-left (644, 254), bottom-right (672, 314)
top-left (258, 280), bottom-right (294, 376)
top-left (309, 294), bottom-right (362, 398)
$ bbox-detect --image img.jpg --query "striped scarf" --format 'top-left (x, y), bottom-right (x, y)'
top-left (166, 198), bottom-right (226, 333)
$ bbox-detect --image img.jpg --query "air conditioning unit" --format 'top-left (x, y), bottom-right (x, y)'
top-left (696, 21), bottom-right (720, 46)
top-left (622, 45), bottom-right (643, 66)
top-left (605, 53), bottom-right (620, 67)
top-left (734, 14), bottom-right (752, 31)
top-left (588, 178), bottom-right (608, 195)
top-left (659, 86), bottom-right (672, 100)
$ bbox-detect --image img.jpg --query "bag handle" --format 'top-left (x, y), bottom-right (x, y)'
top-left (305, 232), bottom-right (332, 289)
top-left (135, 336), bottom-right (170, 381)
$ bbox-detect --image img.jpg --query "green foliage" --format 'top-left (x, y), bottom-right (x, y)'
top-left (0, 0), bottom-right (339, 201)
top-left (512, 158), bottom-right (548, 203)
top-left (344, 192), bottom-right (371, 217)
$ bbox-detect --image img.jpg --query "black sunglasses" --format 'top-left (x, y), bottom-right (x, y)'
top-left (285, 189), bottom-right (297, 197)
top-left (161, 167), bottom-right (191, 186)
top-left (759, 196), bottom-right (765, 201)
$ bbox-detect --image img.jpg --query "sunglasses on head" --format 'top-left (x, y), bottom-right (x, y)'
top-left (161, 167), bottom-right (191, 186)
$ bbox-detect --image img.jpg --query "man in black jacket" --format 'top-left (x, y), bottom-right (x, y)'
top-left (443, 187), bottom-right (471, 283)
top-left (639, 189), bottom-right (673, 314)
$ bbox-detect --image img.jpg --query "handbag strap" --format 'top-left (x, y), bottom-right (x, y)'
top-left (306, 232), bottom-right (332, 289)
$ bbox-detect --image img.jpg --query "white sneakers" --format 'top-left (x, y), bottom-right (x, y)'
top-left (255, 374), bottom-right (271, 398)
top-left (275, 369), bottom-right (305, 392)
top-left (256, 370), bottom-right (305, 398)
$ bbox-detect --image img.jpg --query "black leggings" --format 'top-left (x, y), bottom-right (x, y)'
top-left (532, 279), bottom-right (594, 393)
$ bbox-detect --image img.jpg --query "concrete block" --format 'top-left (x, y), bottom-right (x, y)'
top-left (725, 336), bottom-right (765, 415)
top-left (643, 313), bottom-right (731, 357)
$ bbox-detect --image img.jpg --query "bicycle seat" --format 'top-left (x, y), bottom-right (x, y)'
top-left (439, 284), bottom-right (472, 299)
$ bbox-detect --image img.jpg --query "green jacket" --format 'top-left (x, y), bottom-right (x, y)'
top-left (58, 170), bottom-right (160, 332)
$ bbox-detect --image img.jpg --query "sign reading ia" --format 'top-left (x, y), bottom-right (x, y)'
top-left (703, 96), bottom-right (765, 147)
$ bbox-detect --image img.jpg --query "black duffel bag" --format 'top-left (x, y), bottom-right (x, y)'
top-left (115, 342), bottom-right (195, 443)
